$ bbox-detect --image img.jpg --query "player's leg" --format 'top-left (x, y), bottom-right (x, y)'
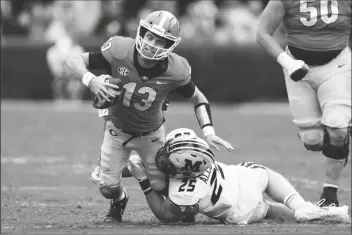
top-left (52, 77), bottom-right (66, 101)
top-left (283, 67), bottom-right (324, 151)
top-left (264, 167), bottom-right (350, 223)
top-left (129, 125), bottom-right (167, 192)
top-left (316, 48), bottom-right (351, 206)
top-left (98, 120), bottom-right (131, 222)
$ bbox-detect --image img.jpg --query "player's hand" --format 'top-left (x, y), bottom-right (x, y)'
top-left (88, 74), bottom-right (120, 103)
top-left (91, 166), bottom-right (106, 188)
top-left (205, 134), bottom-right (234, 152)
top-left (287, 60), bottom-right (309, 82)
top-left (127, 159), bottom-right (147, 181)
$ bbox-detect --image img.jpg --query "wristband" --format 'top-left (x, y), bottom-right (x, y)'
top-left (82, 71), bottom-right (95, 87)
top-left (202, 125), bottom-right (215, 137)
top-left (276, 52), bottom-right (295, 70)
top-left (138, 177), bottom-right (152, 195)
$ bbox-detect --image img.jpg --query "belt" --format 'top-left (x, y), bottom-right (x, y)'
top-left (288, 45), bottom-right (343, 66)
top-left (109, 118), bottom-right (165, 147)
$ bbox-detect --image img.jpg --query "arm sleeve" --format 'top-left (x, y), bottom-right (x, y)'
top-left (175, 81), bottom-right (196, 99)
top-left (88, 51), bottom-right (111, 71)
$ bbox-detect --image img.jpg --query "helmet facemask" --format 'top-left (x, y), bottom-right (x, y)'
top-left (156, 136), bottom-right (214, 179)
top-left (136, 19), bottom-right (181, 60)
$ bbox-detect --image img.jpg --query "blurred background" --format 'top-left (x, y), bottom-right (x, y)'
top-left (1, 0), bottom-right (288, 104)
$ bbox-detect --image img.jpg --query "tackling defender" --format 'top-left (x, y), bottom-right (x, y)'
top-left (121, 128), bottom-right (350, 224)
top-left (65, 11), bottom-right (233, 223)
top-left (256, 0), bottom-right (351, 206)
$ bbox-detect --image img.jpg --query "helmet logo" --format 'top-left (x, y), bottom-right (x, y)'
top-left (182, 159), bottom-right (202, 173)
top-left (151, 25), bottom-right (165, 35)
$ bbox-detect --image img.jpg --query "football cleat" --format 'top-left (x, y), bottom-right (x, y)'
top-left (104, 190), bottom-right (129, 223)
top-left (319, 192), bottom-right (339, 207)
top-left (294, 201), bottom-right (350, 223)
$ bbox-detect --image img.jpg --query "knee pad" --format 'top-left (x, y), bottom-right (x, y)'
top-left (322, 126), bottom-right (350, 162)
top-left (99, 186), bottom-right (124, 199)
top-left (299, 129), bottom-right (324, 151)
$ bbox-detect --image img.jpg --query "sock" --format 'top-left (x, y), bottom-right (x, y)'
top-left (323, 185), bottom-right (338, 193)
top-left (324, 158), bottom-right (345, 187)
top-left (283, 192), bottom-right (307, 211)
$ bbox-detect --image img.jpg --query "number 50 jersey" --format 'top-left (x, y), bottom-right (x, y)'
top-left (168, 161), bottom-right (270, 224)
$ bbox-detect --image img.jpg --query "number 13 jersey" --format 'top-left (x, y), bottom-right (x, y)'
top-left (100, 36), bottom-right (191, 133)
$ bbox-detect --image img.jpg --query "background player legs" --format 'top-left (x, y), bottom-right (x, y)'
top-left (316, 63), bottom-right (351, 205)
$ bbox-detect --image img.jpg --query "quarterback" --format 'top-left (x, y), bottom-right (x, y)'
top-left (121, 128), bottom-right (350, 224)
top-left (256, 0), bottom-right (351, 206)
top-left (65, 11), bottom-right (233, 222)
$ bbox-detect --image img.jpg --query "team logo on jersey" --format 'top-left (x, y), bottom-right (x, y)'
top-left (118, 67), bottom-right (129, 76)
top-left (141, 76), bottom-right (149, 81)
top-left (109, 129), bottom-right (118, 137)
top-left (179, 206), bottom-right (186, 212)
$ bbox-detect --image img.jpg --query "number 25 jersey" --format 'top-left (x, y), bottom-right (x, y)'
top-left (168, 162), bottom-right (237, 222)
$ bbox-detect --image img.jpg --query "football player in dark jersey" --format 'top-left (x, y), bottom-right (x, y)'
top-left (65, 10), bottom-right (234, 223)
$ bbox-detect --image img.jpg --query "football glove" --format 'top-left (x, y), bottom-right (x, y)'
top-left (277, 52), bottom-right (309, 82)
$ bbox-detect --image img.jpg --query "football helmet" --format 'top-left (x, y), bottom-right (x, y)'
top-left (156, 133), bottom-right (214, 179)
top-left (166, 128), bottom-right (197, 142)
top-left (136, 10), bottom-right (181, 60)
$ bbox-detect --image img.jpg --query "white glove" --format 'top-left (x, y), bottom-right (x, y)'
top-left (91, 166), bottom-right (106, 187)
top-left (277, 52), bottom-right (309, 81)
top-left (127, 159), bottom-right (147, 182)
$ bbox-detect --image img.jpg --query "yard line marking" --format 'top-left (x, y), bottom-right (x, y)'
top-left (1, 101), bottom-right (292, 116)
top-left (2, 224), bottom-right (350, 230)
top-left (1, 156), bottom-right (66, 164)
top-left (1, 186), bottom-right (141, 191)
top-left (2, 201), bottom-right (144, 208)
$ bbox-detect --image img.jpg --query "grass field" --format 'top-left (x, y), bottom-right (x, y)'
top-left (1, 101), bottom-right (351, 234)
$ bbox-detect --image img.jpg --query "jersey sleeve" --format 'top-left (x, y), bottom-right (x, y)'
top-left (173, 56), bottom-right (192, 87)
top-left (168, 177), bottom-right (205, 206)
top-left (100, 36), bottom-right (131, 64)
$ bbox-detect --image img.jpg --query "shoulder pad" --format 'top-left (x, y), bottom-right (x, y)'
top-left (167, 53), bottom-right (191, 86)
top-left (101, 36), bottom-right (134, 62)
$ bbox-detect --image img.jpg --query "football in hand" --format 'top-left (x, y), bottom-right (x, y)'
top-left (92, 77), bottom-right (122, 109)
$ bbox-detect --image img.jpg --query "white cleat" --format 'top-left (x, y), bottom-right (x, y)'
top-left (294, 202), bottom-right (350, 223)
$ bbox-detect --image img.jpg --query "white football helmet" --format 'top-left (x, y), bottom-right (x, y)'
top-left (166, 128), bottom-right (197, 142)
top-left (156, 131), bottom-right (214, 179)
top-left (135, 10), bottom-right (181, 60)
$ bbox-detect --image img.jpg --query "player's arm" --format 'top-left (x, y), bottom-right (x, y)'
top-left (127, 160), bottom-right (185, 223)
top-left (256, 0), bottom-right (308, 81)
top-left (175, 81), bottom-right (233, 152)
top-left (256, 0), bottom-right (285, 59)
top-left (64, 39), bottom-right (120, 102)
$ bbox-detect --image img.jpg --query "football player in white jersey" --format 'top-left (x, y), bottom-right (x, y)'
top-left (123, 128), bottom-right (350, 224)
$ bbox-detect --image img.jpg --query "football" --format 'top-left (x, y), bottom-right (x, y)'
top-left (92, 77), bottom-right (122, 109)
